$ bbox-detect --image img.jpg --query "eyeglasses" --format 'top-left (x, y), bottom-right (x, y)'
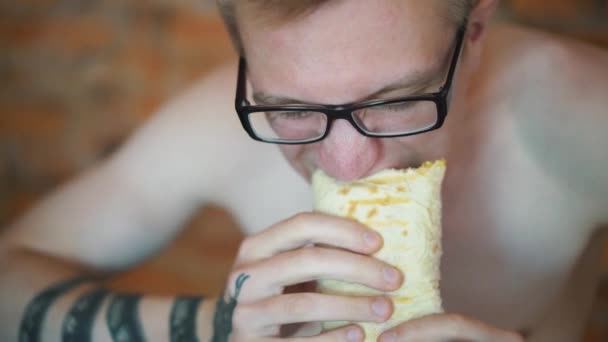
top-left (235, 24), bottom-right (467, 145)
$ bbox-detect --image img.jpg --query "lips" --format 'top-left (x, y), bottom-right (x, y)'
top-left (363, 159), bottom-right (427, 179)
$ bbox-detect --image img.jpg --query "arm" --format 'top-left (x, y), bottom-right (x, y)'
top-left (0, 248), bottom-right (218, 341)
top-left (3, 62), bottom-right (242, 271)
top-left (0, 62), bottom-right (240, 340)
top-left (0, 208), bottom-right (405, 341)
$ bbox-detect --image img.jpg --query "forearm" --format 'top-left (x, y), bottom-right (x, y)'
top-left (6, 161), bottom-right (196, 272)
top-left (0, 248), bottom-right (218, 341)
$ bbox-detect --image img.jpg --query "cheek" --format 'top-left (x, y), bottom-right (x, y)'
top-left (278, 145), bottom-right (316, 180)
top-left (382, 138), bottom-right (424, 164)
top-left (383, 131), bottom-right (447, 165)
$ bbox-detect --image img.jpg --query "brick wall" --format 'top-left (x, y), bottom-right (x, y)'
top-left (0, 0), bottom-right (233, 224)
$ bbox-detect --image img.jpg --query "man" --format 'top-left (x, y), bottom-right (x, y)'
top-left (1, 0), bottom-right (607, 341)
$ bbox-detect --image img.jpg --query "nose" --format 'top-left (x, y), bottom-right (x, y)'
top-left (318, 119), bottom-right (382, 181)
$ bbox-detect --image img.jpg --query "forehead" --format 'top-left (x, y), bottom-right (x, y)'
top-left (238, 0), bottom-right (454, 104)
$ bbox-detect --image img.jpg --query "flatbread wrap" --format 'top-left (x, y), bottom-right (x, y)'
top-left (312, 160), bottom-right (446, 341)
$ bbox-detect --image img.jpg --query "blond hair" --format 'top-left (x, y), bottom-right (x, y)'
top-left (217, 0), bottom-right (478, 55)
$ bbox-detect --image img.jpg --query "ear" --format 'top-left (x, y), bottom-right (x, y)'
top-left (467, 0), bottom-right (499, 43)
top-left (463, 0), bottom-right (499, 66)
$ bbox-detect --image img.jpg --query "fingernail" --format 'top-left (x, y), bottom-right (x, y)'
top-left (347, 327), bottom-right (362, 342)
top-left (364, 231), bottom-right (380, 246)
top-left (372, 298), bottom-right (390, 317)
top-left (383, 267), bottom-right (399, 283)
top-left (380, 331), bottom-right (397, 342)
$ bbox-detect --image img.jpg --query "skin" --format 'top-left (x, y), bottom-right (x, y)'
top-left (0, 0), bottom-right (606, 341)
top-left (236, 0), bottom-right (608, 340)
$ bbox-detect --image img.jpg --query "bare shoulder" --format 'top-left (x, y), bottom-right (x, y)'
top-left (109, 59), bottom-right (242, 188)
top-left (483, 23), bottom-right (608, 222)
top-left (110, 59), bottom-right (310, 233)
top-left (482, 22), bottom-right (608, 98)
top-left (515, 23), bottom-right (606, 93)
top-left (107, 58), bottom-right (256, 206)
top-left (155, 60), bottom-right (238, 126)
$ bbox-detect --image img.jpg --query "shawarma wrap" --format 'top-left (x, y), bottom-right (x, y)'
top-left (312, 160), bottom-right (446, 341)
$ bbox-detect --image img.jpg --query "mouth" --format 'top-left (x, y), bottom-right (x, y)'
top-left (367, 159), bottom-right (427, 176)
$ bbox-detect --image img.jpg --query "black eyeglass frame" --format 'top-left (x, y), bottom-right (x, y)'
top-left (235, 23), bottom-right (467, 145)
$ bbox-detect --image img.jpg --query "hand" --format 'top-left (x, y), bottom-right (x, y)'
top-left (377, 313), bottom-right (525, 342)
top-left (212, 212), bottom-right (404, 341)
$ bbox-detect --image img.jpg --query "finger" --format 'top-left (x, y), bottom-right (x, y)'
top-left (236, 212), bottom-right (382, 265)
top-left (235, 293), bottom-right (393, 333)
top-left (289, 325), bottom-right (365, 342)
top-left (377, 314), bottom-right (525, 342)
top-left (230, 247), bottom-right (402, 301)
top-left (257, 324), bottom-right (364, 342)
top-left (265, 247), bottom-right (402, 291)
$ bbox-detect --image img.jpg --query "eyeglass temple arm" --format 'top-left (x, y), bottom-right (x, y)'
top-left (236, 58), bottom-right (250, 107)
top-left (441, 23), bottom-right (467, 95)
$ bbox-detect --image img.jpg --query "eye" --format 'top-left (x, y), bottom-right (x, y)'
top-left (381, 102), bottom-right (415, 112)
top-left (272, 111), bottom-right (316, 120)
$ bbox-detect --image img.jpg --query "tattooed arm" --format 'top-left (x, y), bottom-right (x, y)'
top-left (0, 248), bottom-right (219, 341)
top-left (1, 213), bottom-right (399, 342)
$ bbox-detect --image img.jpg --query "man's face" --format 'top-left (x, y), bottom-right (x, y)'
top-left (239, 0), bottom-right (468, 182)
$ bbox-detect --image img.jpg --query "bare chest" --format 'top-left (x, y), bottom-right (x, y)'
top-left (439, 117), bottom-right (596, 333)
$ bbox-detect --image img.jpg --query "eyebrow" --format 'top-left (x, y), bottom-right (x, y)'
top-left (252, 66), bottom-right (444, 106)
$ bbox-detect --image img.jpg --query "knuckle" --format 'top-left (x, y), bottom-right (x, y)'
top-left (445, 313), bottom-right (468, 324)
top-left (237, 237), bottom-right (256, 259)
top-left (226, 269), bottom-right (249, 291)
top-left (231, 305), bottom-right (251, 330)
top-left (227, 270), bottom-right (241, 284)
top-left (286, 212), bottom-right (313, 226)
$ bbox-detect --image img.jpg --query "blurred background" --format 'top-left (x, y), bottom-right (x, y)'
top-left (1, 0), bottom-right (607, 340)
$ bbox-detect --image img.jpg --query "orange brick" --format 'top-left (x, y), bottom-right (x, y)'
top-left (17, 142), bottom-right (76, 182)
top-left (119, 43), bottom-right (169, 86)
top-left (0, 105), bottom-right (65, 138)
top-left (47, 17), bottom-right (114, 54)
top-left (132, 95), bottom-right (164, 121)
top-left (0, 20), bottom-right (40, 46)
top-left (4, 191), bottom-right (41, 224)
top-left (0, 15), bottom-right (113, 53)
top-left (170, 11), bottom-right (232, 50)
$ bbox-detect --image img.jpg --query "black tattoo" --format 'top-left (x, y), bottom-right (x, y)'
top-left (19, 276), bottom-right (91, 342)
top-left (211, 273), bottom-right (250, 342)
top-left (105, 293), bottom-right (145, 342)
top-left (170, 296), bottom-right (204, 342)
top-left (62, 288), bottom-right (110, 342)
